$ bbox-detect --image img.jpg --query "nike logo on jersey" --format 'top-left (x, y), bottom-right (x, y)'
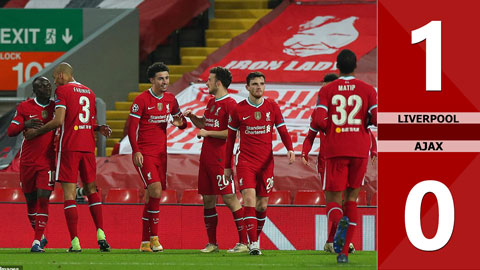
top-left (29, 115), bottom-right (37, 118)
top-left (242, 116), bottom-right (250, 120)
top-left (219, 185), bottom-right (228, 191)
top-left (147, 106), bottom-right (154, 110)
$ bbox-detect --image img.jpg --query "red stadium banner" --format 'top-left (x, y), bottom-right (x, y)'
top-left (0, 204), bottom-right (376, 250)
top-left (199, 3), bottom-right (376, 83)
top-left (378, 1), bottom-right (480, 268)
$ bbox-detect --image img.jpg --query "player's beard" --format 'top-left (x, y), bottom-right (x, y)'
top-left (251, 89), bottom-right (264, 99)
top-left (209, 86), bottom-right (217, 95)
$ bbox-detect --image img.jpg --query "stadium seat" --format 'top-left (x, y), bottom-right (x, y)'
top-left (180, 189), bottom-right (203, 204)
top-left (369, 192), bottom-right (377, 206)
top-left (0, 188), bottom-right (25, 202)
top-left (105, 188), bottom-right (139, 203)
top-left (160, 189), bottom-right (178, 204)
top-left (293, 190), bottom-right (326, 205)
top-left (217, 192), bottom-right (244, 204)
top-left (357, 190), bottom-right (368, 206)
top-left (268, 190), bottom-right (291, 205)
top-left (49, 185), bottom-right (64, 203)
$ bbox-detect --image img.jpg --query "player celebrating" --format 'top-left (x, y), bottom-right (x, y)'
top-left (25, 63), bottom-right (112, 252)
top-left (8, 77), bottom-right (55, 252)
top-left (313, 49), bottom-right (377, 264)
top-left (224, 71), bottom-right (295, 255)
top-left (184, 67), bottom-right (248, 253)
top-left (128, 62), bottom-right (187, 252)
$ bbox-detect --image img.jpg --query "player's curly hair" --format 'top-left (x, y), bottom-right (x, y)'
top-left (147, 62), bottom-right (170, 79)
top-left (336, 49), bottom-right (357, 74)
top-left (246, 71), bottom-right (265, 85)
top-left (209, 67), bottom-right (232, 88)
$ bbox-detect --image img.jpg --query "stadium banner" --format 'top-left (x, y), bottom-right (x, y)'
top-left (198, 3), bottom-right (376, 83)
top-left (378, 1), bottom-right (480, 269)
top-left (0, 203), bottom-right (376, 250)
top-left (0, 9), bottom-right (83, 91)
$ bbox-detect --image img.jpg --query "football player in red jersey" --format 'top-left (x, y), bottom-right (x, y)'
top-left (224, 72), bottom-right (295, 255)
top-left (302, 73), bottom-right (377, 254)
top-left (8, 77), bottom-right (55, 252)
top-left (184, 67), bottom-right (248, 253)
top-left (313, 49), bottom-right (377, 264)
top-left (25, 63), bottom-right (112, 252)
top-left (128, 62), bottom-right (187, 252)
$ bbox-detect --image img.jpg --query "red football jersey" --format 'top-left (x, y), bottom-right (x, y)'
top-left (200, 95), bottom-right (237, 166)
top-left (316, 76), bottom-right (377, 158)
top-left (228, 98), bottom-right (286, 167)
top-left (10, 98), bottom-right (55, 167)
top-left (129, 89), bottom-right (183, 156)
top-left (55, 81), bottom-right (97, 153)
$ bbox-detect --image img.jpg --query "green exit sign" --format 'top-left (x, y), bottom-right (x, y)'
top-left (0, 9), bottom-right (83, 52)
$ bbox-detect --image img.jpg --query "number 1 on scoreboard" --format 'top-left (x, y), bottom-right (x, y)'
top-left (411, 21), bottom-right (442, 91)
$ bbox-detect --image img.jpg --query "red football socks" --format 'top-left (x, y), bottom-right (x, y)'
top-left (204, 207), bottom-right (218, 244)
top-left (256, 210), bottom-right (267, 238)
top-left (147, 197), bottom-right (161, 236)
top-left (342, 201), bottom-right (358, 255)
top-left (87, 192), bottom-right (103, 230)
top-left (244, 206), bottom-right (258, 243)
top-left (64, 200), bottom-right (78, 240)
top-left (26, 199), bottom-right (36, 230)
top-left (34, 197), bottom-right (49, 241)
top-left (326, 202), bottom-right (343, 243)
top-left (232, 208), bottom-right (248, 244)
top-left (142, 204), bottom-right (150, 241)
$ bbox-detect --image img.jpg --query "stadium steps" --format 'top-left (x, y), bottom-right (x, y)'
top-left (138, 83), bottom-right (150, 92)
top-left (215, 9), bottom-right (271, 19)
top-left (180, 47), bottom-right (218, 56)
top-left (181, 56), bottom-right (207, 66)
top-left (115, 101), bottom-right (132, 110)
top-left (103, 0), bottom-right (270, 156)
top-left (215, 0), bottom-right (268, 9)
top-left (206, 38), bottom-right (230, 47)
top-left (205, 29), bottom-right (245, 39)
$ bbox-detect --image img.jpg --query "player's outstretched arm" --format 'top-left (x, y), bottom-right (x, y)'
top-left (198, 129), bottom-right (228, 139)
top-left (184, 109), bottom-right (205, 129)
top-left (25, 107), bottom-right (65, 140)
top-left (171, 114), bottom-right (188, 129)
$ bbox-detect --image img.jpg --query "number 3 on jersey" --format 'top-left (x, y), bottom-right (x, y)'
top-left (79, 96), bottom-right (90, 123)
top-left (331, 94), bottom-right (362, 126)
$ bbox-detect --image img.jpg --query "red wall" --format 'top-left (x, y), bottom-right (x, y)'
top-left (0, 203), bottom-right (376, 250)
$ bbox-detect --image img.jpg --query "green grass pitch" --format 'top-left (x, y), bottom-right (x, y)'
top-left (0, 249), bottom-right (377, 270)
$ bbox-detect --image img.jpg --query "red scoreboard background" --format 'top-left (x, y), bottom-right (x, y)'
top-left (379, 0), bottom-right (480, 269)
